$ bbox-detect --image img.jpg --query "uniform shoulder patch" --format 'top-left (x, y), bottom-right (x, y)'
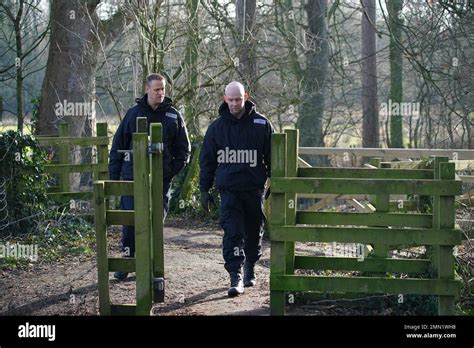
top-left (165, 112), bottom-right (177, 119)
top-left (254, 118), bottom-right (266, 125)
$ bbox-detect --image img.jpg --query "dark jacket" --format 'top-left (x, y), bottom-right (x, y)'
top-left (109, 95), bottom-right (191, 181)
top-left (200, 100), bottom-right (273, 192)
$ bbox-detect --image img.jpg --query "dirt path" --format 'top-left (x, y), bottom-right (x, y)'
top-left (0, 218), bottom-right (271, 316)
top-left (2, 217), bottom-right (470, 316)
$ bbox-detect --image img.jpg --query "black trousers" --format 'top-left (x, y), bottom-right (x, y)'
top-left (120, 180), bottom-right (171, 257)
top-left (219, 189), bottom-right (266, 274)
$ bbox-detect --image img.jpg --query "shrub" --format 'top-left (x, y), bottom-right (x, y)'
top-left (0, 131), bottom-right (49, 237)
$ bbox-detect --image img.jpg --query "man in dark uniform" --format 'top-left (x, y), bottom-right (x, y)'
top-left (200, 81), bottom-right (272, 297)
top-left (109, 73), bottom-right (191, 280)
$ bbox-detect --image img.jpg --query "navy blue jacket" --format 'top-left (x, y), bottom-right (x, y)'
top-left (109, 95), bottom-right (191, 181)
top-left (200, 100), bottom-right (273, 192)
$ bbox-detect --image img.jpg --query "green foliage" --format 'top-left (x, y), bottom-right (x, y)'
top-left (454, 254), bottom-right (473, 315)
top-left (30, 97), bottom-right (41, 135)
top-left (0, 212), bottom-right (95, 268)
top-left (392, 294), bottom-right (437, 315)
top-left (0, 130), bottom-right (50, 237)
top-left (35, 212), bottom-right (95, 260)
top-left (0, 131), bottom-right (97, 268)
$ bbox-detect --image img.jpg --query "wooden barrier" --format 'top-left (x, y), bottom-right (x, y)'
top-left (94, 119), bottom-right (164, 316)
top-left (269, 130), bottom-right (463, 315)
top-left (36, 122), bottom-right (109, 204)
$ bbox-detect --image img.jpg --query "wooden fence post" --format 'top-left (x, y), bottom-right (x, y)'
top-left (133, 117), bottom-right (152, 315)
top-left (96, 122), bottom-right (109, 181)
top-left (369, 158), bottom-right (389, 257)
top-left (58, 123), bottom-right (69, 193)
top-left (284, 129), bottom-right (298, 274)
top-left (94, 181), bottom-right (110, 315)
top-left (430, 156), bottom-right (449, 278)
top-left (437, 160), bottom-right (456, 315)
top-left (270, 133), bottom-right (287, 315)
top-left (150, 123), bottom-right (164, 303)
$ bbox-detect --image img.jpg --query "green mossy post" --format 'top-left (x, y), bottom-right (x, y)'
top-left (430, 156), bottom-right (449, 279)
top-left (371, 158), bottom-right (389, 257)
top-left (150, 123), bottom-right (164, 302)
top-left (96, 122), bottom-right (109, 181)
top-left (284, 129), bottom-right (298, 275)
top-left (132, 137), bottom-right (152, 314)
top-left (94, 181), bottom-right (110, 315)
top-left (270, 132), bottom-right (287, 315)
top-left (133, 118), bottom-right (153, 315)
top-left (437, 160), bottom-right (456, 315)
top-left (58, 123), bottom-right (69, 193)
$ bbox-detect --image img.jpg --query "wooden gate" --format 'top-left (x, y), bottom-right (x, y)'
top-left (269, 129), bottom-right (462, 315)
top-left (94, 118), bottom-right (164, 315)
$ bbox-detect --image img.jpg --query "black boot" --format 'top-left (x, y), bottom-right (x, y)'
top-left (243, 262), bottom-right (256, 287)
top-left (228, 272), bottom-right (244, 297)
top-left (113, 271), bottom-right (129, 280)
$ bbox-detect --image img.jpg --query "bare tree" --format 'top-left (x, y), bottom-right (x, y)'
top-left (235, 0), bottom-right (258, 98)
top-left (297, 0), bottom-right (329, 165)
top-left (0, 0), bottom-right (49, 133)
top-left (184, 0), bottom-right (200, 135)
top-left (386, 0), bottom-right (403, 147)
top-left (361, 0), bottom-right (379, 148)
top-left (37, 0), bottom-right (127, 136)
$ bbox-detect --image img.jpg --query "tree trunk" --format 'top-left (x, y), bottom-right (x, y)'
top-left (388, 0), bottom-right (403, 148)
top-left (14, 0), bottom-right (24, 133)
top-left (297, 0), bottom-right (329, 166)
top-left (37, 0), bottom-right (100, 136)
top-left (235, 0), bottom-right (258, 98)
top-left (184, 0), bottom-right (200, 136)
top-left (361, 0), bottom-right (379, 148)
top-left (38, 0), bottom-right (127, 136)
top-left (37, 0), bottom-right (126, 191)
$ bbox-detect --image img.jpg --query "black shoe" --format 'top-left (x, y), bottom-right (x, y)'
top-left (113, 271), bottom-right (129, 280)
top-left (243, 262), bottom-right (256, 287)
top-left (227, 272), bottom-right (244, 297)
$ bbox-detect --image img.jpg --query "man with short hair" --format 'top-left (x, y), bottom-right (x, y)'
top-left (200, 81), bottom-right (273, 297)
top-left (109, 73), bottom-right (191, 280)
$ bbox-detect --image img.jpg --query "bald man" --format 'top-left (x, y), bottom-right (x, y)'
top-left (199, 82), bottom-right (273, 297)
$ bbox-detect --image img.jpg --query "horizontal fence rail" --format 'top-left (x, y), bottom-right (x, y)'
top-left (298, 147), bottom-right (474, 160)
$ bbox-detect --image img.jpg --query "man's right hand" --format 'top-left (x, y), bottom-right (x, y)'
top-left (200, 191), bottom-right (215, 212)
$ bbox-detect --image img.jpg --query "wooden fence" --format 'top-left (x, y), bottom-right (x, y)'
top-left (269, 129), bottom-right (463, 315)
top-left (36, 122), bottom-right (109, 204)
